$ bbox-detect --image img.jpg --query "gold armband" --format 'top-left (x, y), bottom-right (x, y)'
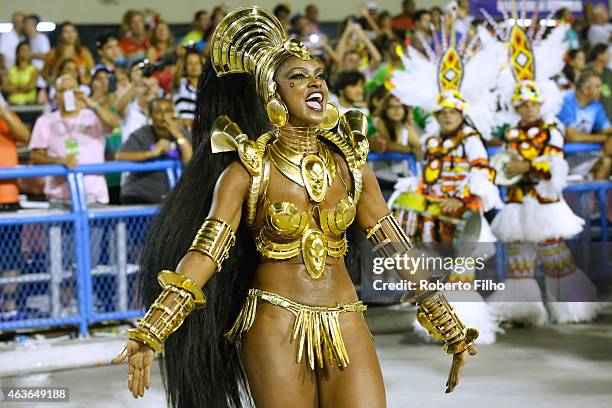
top-left (127, 270), bottom-right (206, 352)
top-left (365, 214), bottom-right (414, 257)
top-left (415, 291), bottom-right (479, 354)
top-left (188, 217), bottom-right (236, 272)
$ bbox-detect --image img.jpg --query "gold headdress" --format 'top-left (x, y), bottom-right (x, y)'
top-left (509, 25), bottom-right (543, 107)
top-left (434, 47), bottom-right (467, 112)
top-left (210, 6), bottom-right (312, 107)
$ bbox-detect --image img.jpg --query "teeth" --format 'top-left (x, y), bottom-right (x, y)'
top-left (306, 92), bottom-right (323, 102)
top-left (306, 100), bottom-right (322, 110)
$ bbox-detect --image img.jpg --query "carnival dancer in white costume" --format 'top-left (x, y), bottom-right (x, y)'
top-left (488, 24), bottom-right (599, 325)
top-left (389, 31), bottom-right (504, 344)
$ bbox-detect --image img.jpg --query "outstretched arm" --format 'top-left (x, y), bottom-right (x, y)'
top-left (356, 164), bottom-right (476, 392)
top-left (111, 161), bottom-right (250, 398)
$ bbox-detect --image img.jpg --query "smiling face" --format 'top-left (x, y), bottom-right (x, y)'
top-left (274, 57), bottom-right (328, 127)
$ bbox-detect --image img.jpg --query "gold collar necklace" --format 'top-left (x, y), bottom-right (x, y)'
top-left (276, 126), bottom-right (320, 155)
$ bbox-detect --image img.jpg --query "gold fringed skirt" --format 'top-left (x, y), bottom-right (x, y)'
top-left (225, 288), bottom-right (367, 370)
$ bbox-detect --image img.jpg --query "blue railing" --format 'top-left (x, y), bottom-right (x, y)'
top-left (0, 160), bottom-right (181, 335)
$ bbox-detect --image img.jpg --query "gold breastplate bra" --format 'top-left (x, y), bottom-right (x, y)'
top-left (211, 112), bottom-right (369, 279)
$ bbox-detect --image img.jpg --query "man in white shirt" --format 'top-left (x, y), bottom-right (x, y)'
top-left (24, 15), bottom-right (50, 71)
top-left (0, 12), bottom-right (26, 69)
top-left (24, 14), bottom-right (50, 92)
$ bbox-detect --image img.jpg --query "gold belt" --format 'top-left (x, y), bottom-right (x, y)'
top-left (255, 230), bottom-right (348, 279)
top-left (225, 288), bottom-right (367, 370)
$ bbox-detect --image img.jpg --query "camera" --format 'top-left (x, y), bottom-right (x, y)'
top-left (138, 58), bottom-right (165, 77)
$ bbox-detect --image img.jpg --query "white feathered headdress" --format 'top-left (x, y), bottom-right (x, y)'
top-left (390, 25), bottom-right (506, 140)
top-left (481, 4), bottom-right (569, 125)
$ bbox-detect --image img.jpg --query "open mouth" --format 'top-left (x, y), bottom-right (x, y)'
top-left (305, 92), bottom-right (324, 112)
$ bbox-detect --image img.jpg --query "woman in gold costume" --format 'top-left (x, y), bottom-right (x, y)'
top-left (111, 7), bottom-right (477, 408)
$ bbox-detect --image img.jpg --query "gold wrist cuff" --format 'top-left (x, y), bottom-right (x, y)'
top-left (127, 270), bottom-right (206, 352)
top-left (188, 217), bottom-right (236, 272)
top-left (365, 214), bottom-right (414, 257)
top-left (415, 291), bottom-right (479, 354)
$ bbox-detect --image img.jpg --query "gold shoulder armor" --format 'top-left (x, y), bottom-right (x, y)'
top-left (320, 110), bottom-right (369, 171)
top-left (211, 115), bottom-right (262, 176)
top-left (339, 110), bottom-right (369, 169)
top-left (319, 110), bottom-right (369, 203)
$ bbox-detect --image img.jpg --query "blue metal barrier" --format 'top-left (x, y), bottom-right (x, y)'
top-left (486, 142), bottom-right (603, 157)
top-left (0, 160), bottom-right (180, 335)
top-left (367, 152), bottom-right (419, 175)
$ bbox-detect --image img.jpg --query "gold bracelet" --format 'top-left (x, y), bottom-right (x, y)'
top-left (365, 213), bottom-right (414, 258)
top-left (415, 291), bottom-right (479, 354)
top-left (127, 270), bottom-right (206, 352)
top-left (188, 217), bottom-right (236, 272)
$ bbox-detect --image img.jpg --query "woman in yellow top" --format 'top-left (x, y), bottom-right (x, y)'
top-left (111, 7), bottom-right (477, 408)
top-left (2, 41), bottom-right (38, 105)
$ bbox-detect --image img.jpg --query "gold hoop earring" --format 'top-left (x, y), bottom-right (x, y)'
top-left (266, 98), bottom-right (288, 127)
top-left (319, 102), bottom-right (340, 130)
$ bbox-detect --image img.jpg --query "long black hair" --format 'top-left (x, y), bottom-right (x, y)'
top-left (139, 59), bottom-right (269, 408)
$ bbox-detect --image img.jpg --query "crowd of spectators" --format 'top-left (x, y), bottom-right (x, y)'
top-left (0, 0), bottom-right (610, 211)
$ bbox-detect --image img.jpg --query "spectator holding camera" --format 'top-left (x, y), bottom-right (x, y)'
top-left (116, 63), bottom-right (161, 142)
top-left (116, 97), bottom-right (192, 204)
top-left (43, 22), bottom-right (94, 85)
top-left (89, 65), bottom-right (122, 203)
top-left (334, 18), bottom-right (382, 78)
top-left (29, 74), bottom-right (113, 205)
top-left (172, 47), bottom-right (202, 129)
top-left (2, 41), bottom-right (38, 105)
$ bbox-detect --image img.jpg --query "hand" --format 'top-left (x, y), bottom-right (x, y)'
top-left (604, 136), bottom-right (612, 156)
top-left (176, 46), bottom-right (187, 59)
top-left (164, 115), bottom-right (182, 138)
top-left (111, 340), bottom-right (155, 399)
top-left (151, 138), bottom-right (171, 157)
top-left (130, 66), bottom-right (144, 85)
top-left (369, 134), bottom-right (387, 152)
top-left (446, 345), bottom-right (477, 393)
top-left (75, 91), bottom-right (94, 109)
top-left (405, 109), bottom-right (415, 126)
top-left (63, 154), bottom-right (78, 169)
top-left (504, 160), bottom-right (530, 177)
top-left (359, 3), bottom-right (370, 17)
top-left (440, 197), bottom-right (464, 215)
